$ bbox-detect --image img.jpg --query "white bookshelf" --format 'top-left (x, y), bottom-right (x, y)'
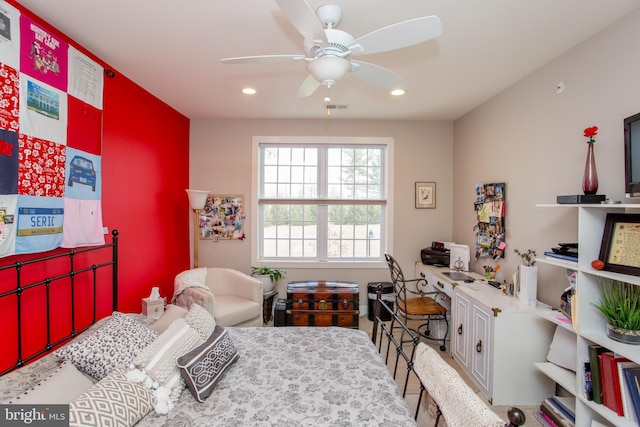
top-left (535, 204), bottom-right (640, 427)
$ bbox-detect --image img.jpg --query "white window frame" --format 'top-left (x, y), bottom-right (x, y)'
top-left (251, 136), bottom-right (394, 269)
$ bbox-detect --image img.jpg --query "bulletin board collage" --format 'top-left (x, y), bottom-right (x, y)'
top-left (473, 182), bottom-right (506, 260)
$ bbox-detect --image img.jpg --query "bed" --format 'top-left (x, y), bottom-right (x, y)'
top-left (0, 233), bottom-right (416, 426)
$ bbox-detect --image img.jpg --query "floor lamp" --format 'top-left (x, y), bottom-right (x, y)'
top-left (186, 189), bottom-right (209, 269)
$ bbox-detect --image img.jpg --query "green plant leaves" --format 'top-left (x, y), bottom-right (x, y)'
top-left (595, 279), bottom-right (640, 330)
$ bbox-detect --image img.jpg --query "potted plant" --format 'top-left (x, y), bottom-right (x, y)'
top-left (251, 265), bottom-right (286, 293)
top-left (514, 248), bottom-right (537, 306)
top-left (595, 278), bottom-right (640, 344)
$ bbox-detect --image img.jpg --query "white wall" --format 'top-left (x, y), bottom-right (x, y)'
top-left (453, 8), bottom-right (640, 305)
top-left (189, 119), bottom-right (453, 302)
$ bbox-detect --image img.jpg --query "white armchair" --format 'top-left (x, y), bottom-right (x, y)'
top-left (173, 267), bottom-right (263, 327)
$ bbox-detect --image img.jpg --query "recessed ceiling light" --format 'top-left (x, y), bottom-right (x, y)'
top-left (391, 89), bottom-right (405, 96)
top-left (242, 88), bottom-right (256, 95)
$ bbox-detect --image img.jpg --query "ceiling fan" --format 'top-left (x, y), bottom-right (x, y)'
top-left (220, 0), bottom-right (442, 97)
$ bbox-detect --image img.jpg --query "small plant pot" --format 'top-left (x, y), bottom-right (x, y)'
top-left (254, 275), bottom-right (274, 293)
top-left (607, 323), bottom-right (640, 345)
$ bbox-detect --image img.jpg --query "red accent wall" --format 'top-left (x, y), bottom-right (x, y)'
top-left (0, 1), bottom-right (191, 372)
top-left (101, 70), bottom-right (191, 312)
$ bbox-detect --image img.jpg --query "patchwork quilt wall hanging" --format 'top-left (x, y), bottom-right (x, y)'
top-left (0, 1), bottom-right (105, 258)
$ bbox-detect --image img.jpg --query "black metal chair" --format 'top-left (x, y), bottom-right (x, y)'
top-left (385, 253), bottom-right (449, 351)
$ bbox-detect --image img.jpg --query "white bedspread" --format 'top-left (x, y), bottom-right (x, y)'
top-left (138, 326), bottom-right (415, 427)
top-left (0, 326), bottom-right (415, 426)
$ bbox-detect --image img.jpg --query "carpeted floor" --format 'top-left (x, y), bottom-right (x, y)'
top-left (357, 316), bottom-right (539, 426)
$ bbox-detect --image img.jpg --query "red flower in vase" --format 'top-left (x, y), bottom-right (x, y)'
top-left (583, 126), bottom-right (598, 144)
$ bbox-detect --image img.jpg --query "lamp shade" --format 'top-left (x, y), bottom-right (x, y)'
top-left (186, 189), bottom-right (209, 210)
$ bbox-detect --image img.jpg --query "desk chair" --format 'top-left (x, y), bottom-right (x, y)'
top-left (385, 253), bottom-right (449, 351)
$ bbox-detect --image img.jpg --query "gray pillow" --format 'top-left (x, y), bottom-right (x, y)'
top-left (54, 312), bottom-right (158, 380)
top-left (177, 325), bottom-right (239, 402)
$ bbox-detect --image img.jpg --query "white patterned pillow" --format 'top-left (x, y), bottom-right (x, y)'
top-left (130, 318), bottom-right (203, 401)
top-left (69, 369), bottom-right (154, 427)
top-left (150, 304), bottom-right (188, 333)
top-left (54, 312), bottom-right (159, 380)
top-left (177, 325), bottom-right (239, 402)
top-left (9, 361), bottom-right (94, 404)
top-left (184, 302), bottom-right (216, 340)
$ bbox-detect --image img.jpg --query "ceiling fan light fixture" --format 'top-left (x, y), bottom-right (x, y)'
top-left (307, 56), bottom-right (350, 85)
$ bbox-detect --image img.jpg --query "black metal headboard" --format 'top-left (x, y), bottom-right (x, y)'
top-left (0, 230), bottom-right (119, 376)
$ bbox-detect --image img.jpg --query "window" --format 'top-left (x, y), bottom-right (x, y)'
top-left (252, 136), bottom-right (393, 267)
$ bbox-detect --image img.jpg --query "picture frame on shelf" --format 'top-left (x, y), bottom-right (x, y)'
top-left (598, 213), bottom-right (640, 276)
top-left (415, 182), bottom-right (436, 209)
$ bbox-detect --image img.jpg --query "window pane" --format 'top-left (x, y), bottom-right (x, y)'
top-left (259, 143), bottom-right (386, 261)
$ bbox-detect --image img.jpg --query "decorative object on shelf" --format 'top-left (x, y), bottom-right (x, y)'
top-left (556, 194), bottom-right (606, 204)
top-left (473, 182), bottom-right (506, 260)
top-left (186, 189), bottom-right (210, 268)
top-left (582, 125), bottom-right (599, 195)
top-left (201, 195), bottom-right (246, 241)
top-left (594, 278), bottom-right (640, 344)
top-left (514, 248), bottom-right (537, 306)
top-left (560, 269), bottom-right (576, 319)
top-left (251, 265), bottom-right (286, 293)
top-left (415, 182), bottom-right (436, 209)
top-left (598, 213), bottom-right (640, 276)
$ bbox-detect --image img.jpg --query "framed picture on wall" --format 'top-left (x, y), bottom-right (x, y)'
top-left (415, 182), bottom-right (436, 209)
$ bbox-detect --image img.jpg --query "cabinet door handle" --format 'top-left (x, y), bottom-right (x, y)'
top-left (458, 324), bottom-right (463, 335)
top-left (476, 339), bottom-right (482, 353)
top-left (436, 281), bottom-right (444, 289)
top-left (419, 272), bottom-right (425, 278)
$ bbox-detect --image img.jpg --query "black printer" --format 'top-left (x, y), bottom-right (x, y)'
top-left (421, 243), bottom-right (450, 266)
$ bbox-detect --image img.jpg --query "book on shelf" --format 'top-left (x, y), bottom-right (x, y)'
top-left (541, 399), bottom-right (574, 427)
top-left (583, 360), bottom-right (593, 401)
top-left (548, 396), bottom-right (575, 423)
top-left (611, 355), bottom-right (629, 416)
top-left (533, 411), bottom-right (558, 427)
top-left (543, 251), bottom-right (578, 263)
top-left (624, 367), bottom-right (640, 422)
top-left (599, 352), bottom-right (617, 412)
top-left (599, 352), bottom-right (628, 415)
top-left (588, 345), bottom-right (607, 403)
top-left (618, 361), bottom-right (640, 421)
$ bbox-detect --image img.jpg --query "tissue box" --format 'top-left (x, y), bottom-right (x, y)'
top-left (142, 297), bottom-right (165, 319)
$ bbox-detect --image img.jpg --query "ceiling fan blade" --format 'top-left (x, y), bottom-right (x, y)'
top-left (221, 55), bottom-right (306, 64)
top-left (275, 0), bottom-right (328, 44)
top-left (349, 16), bottom-right (442, 56)
top-left (350, 60), bottom-right (406, 89)
top-left (297, 74), bottom-right (321, 97)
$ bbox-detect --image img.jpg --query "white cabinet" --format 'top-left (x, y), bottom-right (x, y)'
top-left (416, 263), bottom-right (555, 405)
top-left (452, 284), bottom-right (555, 405)
top-left (535, 204), bottom-right (640, 427)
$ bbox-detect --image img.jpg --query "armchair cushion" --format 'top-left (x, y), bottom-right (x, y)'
top-left (173, 268), bottom-right (263, 328)
top-left (214, 296), bottom-right (261, 327)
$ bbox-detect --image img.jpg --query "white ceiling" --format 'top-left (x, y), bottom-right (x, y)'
top-left (16, 0), bottom-right (640, 121)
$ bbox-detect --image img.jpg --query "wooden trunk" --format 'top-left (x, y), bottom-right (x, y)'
top-left (286, 281), bottom-right (360, 328)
